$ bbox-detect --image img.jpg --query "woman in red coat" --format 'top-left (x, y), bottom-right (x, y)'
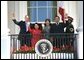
top-left (28, 23), bottom-right (42, 48)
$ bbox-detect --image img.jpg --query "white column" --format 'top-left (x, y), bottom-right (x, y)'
top-left (1, 1), bottom-right (10, 59)
top-left (8, 1), bottom-right (15, 34)
top-left (14, 1), bottom-right (20, 34)
top-left (8, 1), bottom-right (20, 34)
top-left (19, 1), bottom-right (27, 21)
top-left (76, 1), bottom-right (83, 59)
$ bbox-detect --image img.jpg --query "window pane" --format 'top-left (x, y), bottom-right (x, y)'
top-left (38, 8), bottom-right (47, 22)
top-left (27, 2), bottom-right (30, 16)
top-left (27, 1), bottom-right (57, 22)
top-left (30, 1), bottom-right (36, 7)
top-left (38, 1), bottom-right (47, 6)
top-left (52, 8), bottom-right (57, 21)
top-left (48, 8), bottom-right (52, 21)
top-left (30, 8), bottom-right (37, 22)
top-left (53, 1), bottom-right (57, 7)
top-left (48, 1), bottom-right (52, 6)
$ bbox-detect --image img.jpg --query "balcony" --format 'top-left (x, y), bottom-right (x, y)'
top-left (9, 33), bottom-right (78, 59)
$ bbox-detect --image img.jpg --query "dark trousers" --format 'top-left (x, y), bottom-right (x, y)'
top-left (20, 37), bottom-right (31, 46)
top-left (18, 34), bottom-right (32, 46)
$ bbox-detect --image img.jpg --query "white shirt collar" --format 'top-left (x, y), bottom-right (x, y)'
top-left (25, 22), bottom-right (30, 25)
top-left (56, 22), bottom-right (59, 25)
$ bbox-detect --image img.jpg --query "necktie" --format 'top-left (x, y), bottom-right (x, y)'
top-left (56, 23), bottom-right (59, 25)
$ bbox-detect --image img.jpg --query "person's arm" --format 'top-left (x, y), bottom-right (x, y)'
top-left (12, 19), bottom-right (21, 25)
top-left (12, 13), bottom-right (21, 25)
top-left (62, 20), bottom-right (69, 27)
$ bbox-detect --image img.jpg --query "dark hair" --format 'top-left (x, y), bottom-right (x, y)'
top-left (44, 19), bottom-right (51, 26)
top-left (34, 23), bottom-right (42, 30)
top-left (54, 16), bottom-right (60, 19)
top-left (34, 23), bottom-right (39, 29)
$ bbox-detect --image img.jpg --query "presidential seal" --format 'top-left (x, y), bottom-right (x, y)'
top-left (35, 39), bottom-right (53, 57)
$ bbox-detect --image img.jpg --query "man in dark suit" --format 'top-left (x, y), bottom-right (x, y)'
top-left (12, 15), bottom-right (32, 47)
top-left (50, 16), bottom-right (68, 49)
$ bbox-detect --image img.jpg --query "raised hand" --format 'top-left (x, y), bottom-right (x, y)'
top-left (12, 12), bottom-right (15, 19)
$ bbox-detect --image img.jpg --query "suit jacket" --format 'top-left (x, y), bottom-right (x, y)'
top-left (50, 22), bottom-right (69, 38)
top-left (13, 19), bottom-right (32, 40)
top-left (50, 22), bottom-right (67, 33)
